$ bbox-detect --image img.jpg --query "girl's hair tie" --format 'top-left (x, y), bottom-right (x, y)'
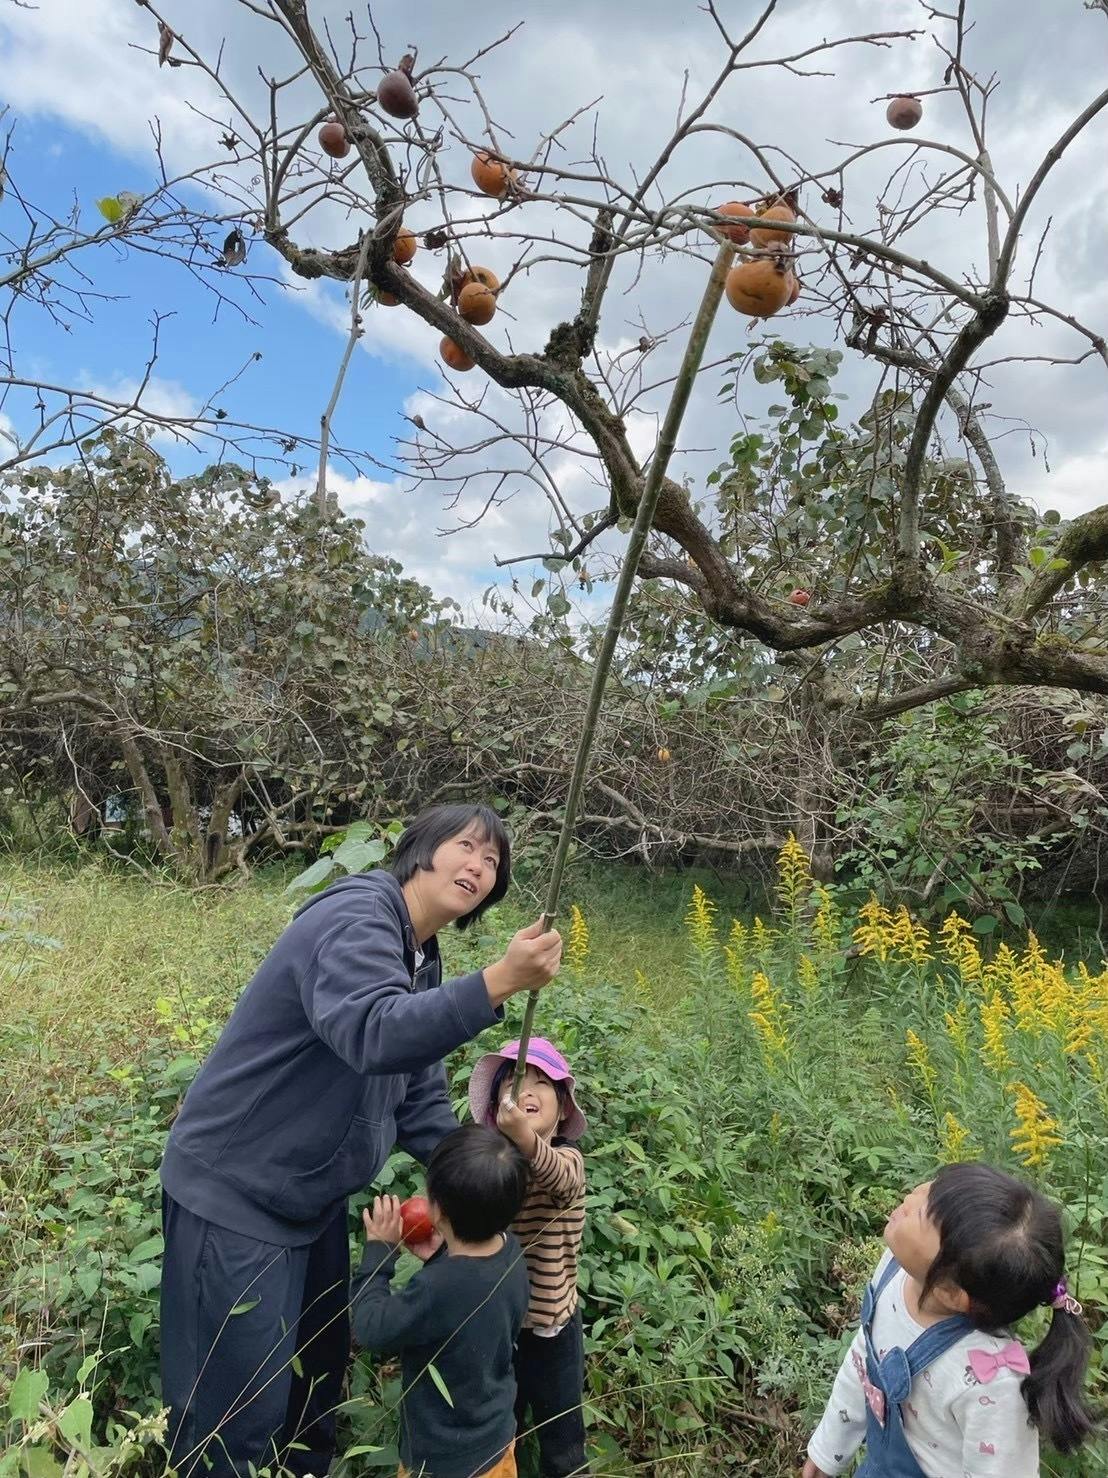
top-left (1049, 1277), bottom-right (1083, 1317)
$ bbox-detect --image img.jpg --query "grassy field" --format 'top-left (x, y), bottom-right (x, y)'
top-left (2, 850), bottom-right (1107, 1476)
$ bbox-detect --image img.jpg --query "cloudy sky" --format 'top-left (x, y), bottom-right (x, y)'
top-left (2, 0), bottom-right (1106, 622)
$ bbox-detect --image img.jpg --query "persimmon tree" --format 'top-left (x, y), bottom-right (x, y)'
top-left (97, 0), bottom-right (1108, 726)
top-left (3, 0), bottom-right (1108, 886)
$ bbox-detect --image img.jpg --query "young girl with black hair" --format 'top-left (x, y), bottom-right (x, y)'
top-left (804, 1162), bottom-right (1096, 1477)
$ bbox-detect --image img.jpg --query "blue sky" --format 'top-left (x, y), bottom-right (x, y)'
top-left (5, 115), bottom-right (416, 486)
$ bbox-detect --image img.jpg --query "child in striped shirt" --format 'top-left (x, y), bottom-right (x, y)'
top-left (470, 1038), bottom-right (588, 1477)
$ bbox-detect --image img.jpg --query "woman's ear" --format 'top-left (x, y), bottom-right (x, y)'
top-left (428, 1198), bottom-right (447, 1233)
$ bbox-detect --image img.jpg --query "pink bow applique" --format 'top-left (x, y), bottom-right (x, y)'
top-left (968, 1342), bottom-right (1030, 1384)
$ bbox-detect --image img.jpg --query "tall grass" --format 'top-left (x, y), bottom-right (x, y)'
top-left (2, 850), bottom-right (1107, 1476)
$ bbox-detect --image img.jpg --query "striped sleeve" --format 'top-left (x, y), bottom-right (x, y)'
top-left (511, 1141), bottom-right (586, 1329)
top-left (527, 1138), bottom-right (585, 1208)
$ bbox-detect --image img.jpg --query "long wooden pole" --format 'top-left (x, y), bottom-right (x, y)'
top-left (512, 241), bottom-right (735, 1094)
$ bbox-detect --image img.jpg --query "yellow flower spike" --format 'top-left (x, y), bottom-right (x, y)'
top-left (983, 942), bottom-right (1018, 995)
top-left (939, 1111), bottom-right (975, 1164)
top-left (1008, 1081), bottom-right (1063, 1168)
top-left (939, 913), bottom-right (981, 984)
top-left (1010, 957), bottom-right (1041, 1036)
top-left (891, 905), bottom-right (932, 964)
top-left (567, 904), bottom-right (590, 973)
top-left (751, 915), bottom-right (777, 959)
top-left (979, 990), bottom-right (1012, 1074)
top-left (776, 832), bottom-right (812, 918)
top-left (684, 884), bottom-right (717, 957)
top-left (798, 953), bottom-right (819, 995)
top-left (939, 910), bottom-right (971, 953)
top-left (1066, 1020), bottom-right (1093, 1057)
top-left (724, 917), bottom-right (748, 993)
top-left (813, 887), bottom-right (840, 955)
top-left (854, 895), bottom-right (894, 963)
top-left (943, 1000), bottom-right (971, 1057)
top-left (632, 968), bottom-right (652, 1004)
top-left (905, 1029), bottom-right (937, 1095)
top-left (748, 970), bottom-right (791, 1064)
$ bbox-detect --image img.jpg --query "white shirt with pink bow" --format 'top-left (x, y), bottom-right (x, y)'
top-left (808, 1251), bottom-right (1039, 1477)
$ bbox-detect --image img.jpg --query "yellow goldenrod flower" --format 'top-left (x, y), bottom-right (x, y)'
top-left (939, 1111), bottom-right (975, 1164)
top-left (890, 905), bottom-right (932, 964)
top-left (749, 970), bottom-right (790, 1062)
top-left (776, 833), bottom-right (812, 919)
top-left (1008, 1081), bottom-right (1063, 1168)
top-left (854, 895), bottom-right (894, 963)
top-left (940, 912), bottom-right (982, 985)
top-left (979, 990), bottom-right (1012, 1074)
top-left (798, 953), bottom-right (819, 995)
top-left (724, 918), bottom-right (748, 994)
top-left (944, 1000), bottom-right (971, 1058)
top-left (905, 1029), bottom-right (937, 1095)
top-left (983, 942), bottom-right (1018, 995)
top-left (567, 904), bottom-right (590, 972)
top-left (939, 910), bottom-right (971, 952)
top-left (751, 914), bottom-right (777, 959)
top-left (632, 968), bottom-right (652, 1003)
top-left (684, 884), bottom-right (717, 957)
top-left (813, 887), bottom-right (840, 956)
top-left (1035, 960), bottom-right (1070, 1035)
top-left (1071, 965), bottom-right (1108, 1060)
top-left (1066, 1019), bottom-right (1093, 1057)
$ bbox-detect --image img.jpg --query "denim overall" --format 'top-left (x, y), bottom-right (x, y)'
top-left (855, 1258), bottom-right (974, 1477)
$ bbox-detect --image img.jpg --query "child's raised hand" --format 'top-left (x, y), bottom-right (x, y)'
top-left (363, 1195), bottom-right (404, 1246)
top-left (496, 1094), bottom-right (534, 1150)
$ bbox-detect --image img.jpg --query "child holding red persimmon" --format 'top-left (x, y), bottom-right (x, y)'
top-left (351, 1124), bottom-right (531, 1478)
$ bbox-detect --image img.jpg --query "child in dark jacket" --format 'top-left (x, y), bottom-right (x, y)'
top-left (352, 1124), bottom-right (531, 1478)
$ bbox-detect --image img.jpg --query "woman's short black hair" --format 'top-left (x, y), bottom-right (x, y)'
top-left (388, 803), bottom-right (511, 929)
top-left (426, 1124), bottom-right (528, 1242)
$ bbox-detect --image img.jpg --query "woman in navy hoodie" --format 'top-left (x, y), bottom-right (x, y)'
top-left (159, 802), bottom-right (562, 1478)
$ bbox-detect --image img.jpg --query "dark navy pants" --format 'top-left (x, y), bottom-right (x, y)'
top-left (160, 1194), bottom-right (350, 1478)
top-left (514, 1309), bottom-right (587, 1477)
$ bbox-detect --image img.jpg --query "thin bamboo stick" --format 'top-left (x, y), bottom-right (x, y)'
top-left (511, 240), bottom-right (736, 1096)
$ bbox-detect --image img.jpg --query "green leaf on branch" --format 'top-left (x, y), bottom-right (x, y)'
top-left (8, 1367), bottom-right (48, 1423)
top-left (331, 837), bottom-right (386, 873)
top-left (284, 858), bottom-right (336, 895)
top-left (57, 1396), bottom-right (93, 1451)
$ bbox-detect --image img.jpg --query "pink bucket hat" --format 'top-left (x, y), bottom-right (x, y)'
top-left (468, 1037), bottom-right (587, 1141)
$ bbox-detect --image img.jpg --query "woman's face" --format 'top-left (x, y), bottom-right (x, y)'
top-left (427, 823), bottom-right (501, 920)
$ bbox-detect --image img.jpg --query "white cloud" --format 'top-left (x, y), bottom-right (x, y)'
top-left (77, 373), bottom-right (201, 447)
top-left (1021, 447), bottom-right (1108, 523)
